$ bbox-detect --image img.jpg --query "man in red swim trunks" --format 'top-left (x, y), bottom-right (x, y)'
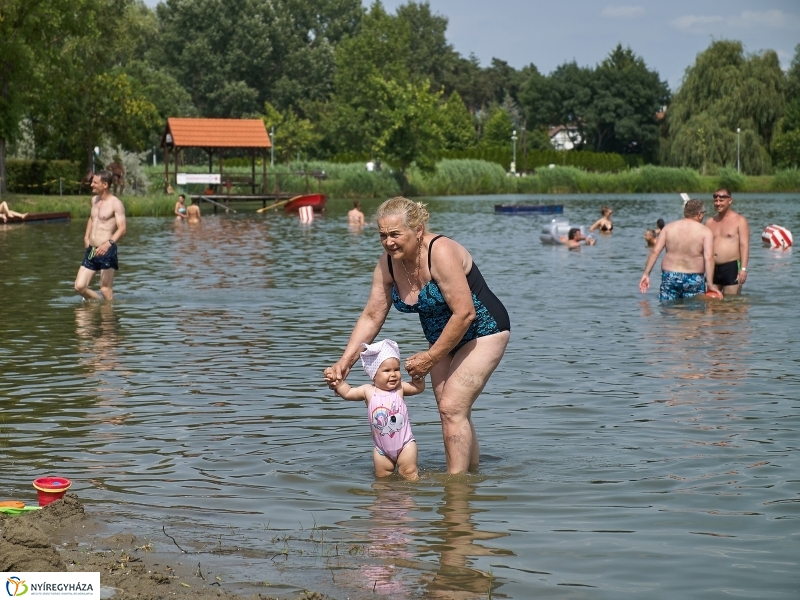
top-left (705, 188), bottom-right (750, 296)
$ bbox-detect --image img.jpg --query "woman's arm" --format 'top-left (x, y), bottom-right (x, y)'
top-left (326, 258), bottom-right (393, 386)
top-left (589, 218), bottom-right (602, 232)
top-left (405, 239), bottom-right (475, 378)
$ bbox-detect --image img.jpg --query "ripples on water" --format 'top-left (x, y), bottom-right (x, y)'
top-left (1, 194), bottom-right (799, 599)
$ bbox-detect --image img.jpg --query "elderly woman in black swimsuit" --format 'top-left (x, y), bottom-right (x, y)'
top-left (589, 205), bottom-right (613, 233)
top-left (324, 197), bottom-right (510, 474)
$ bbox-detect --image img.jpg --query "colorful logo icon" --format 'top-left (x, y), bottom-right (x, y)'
top-left (5, 577), bottom-right (28, 597)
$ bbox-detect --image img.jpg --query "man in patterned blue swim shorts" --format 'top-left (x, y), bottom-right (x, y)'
top-left (639, 199), bottom-right (721, 301)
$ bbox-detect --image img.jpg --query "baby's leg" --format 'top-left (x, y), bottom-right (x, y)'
top-left (372, 447), bottom-right (397, 478)
top-left (396, 442), bottom-right (419, 481)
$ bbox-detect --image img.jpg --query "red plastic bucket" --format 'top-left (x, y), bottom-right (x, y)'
top-left (32, 477), bottom-right (72, 507)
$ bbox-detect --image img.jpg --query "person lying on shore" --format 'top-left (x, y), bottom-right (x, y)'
top-left (0, 201), bottom-right (27, 223)
top-left (331, 339), bottom-right (423, 481)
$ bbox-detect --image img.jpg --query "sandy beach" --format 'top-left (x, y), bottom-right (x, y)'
top-left (0, 495), bottom-right (327, 600)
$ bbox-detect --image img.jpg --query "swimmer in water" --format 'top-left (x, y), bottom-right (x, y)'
top-left (175, 194), bottom-right (187, 220)
top-left (186, 197), bottom-right (201, 224)
top-left (589, 205), bottom-right (613, 233)
top-left (348, 200), bottom-right (366, 227)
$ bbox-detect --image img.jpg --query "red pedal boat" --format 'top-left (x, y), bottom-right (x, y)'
top-left (283, 193), bottom-right (327, 212)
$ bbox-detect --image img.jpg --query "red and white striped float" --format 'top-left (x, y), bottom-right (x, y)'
top-left (761, 224), bottom-right (792, 249)
top-left (299, 205), bottom-right (314, 224)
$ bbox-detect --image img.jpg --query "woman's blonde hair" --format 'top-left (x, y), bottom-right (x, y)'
top-left (601, 205), bottom-right (612, 216)
top-left (375, 197), bottom-right (430, 231)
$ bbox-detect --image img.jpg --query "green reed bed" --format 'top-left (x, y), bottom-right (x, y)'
top-left (770, 168), bottom-right (800, 192)
top-left (408, 159), bottom-right (516, 196)
top-left (7, 162), bottom-right (797, 217)
top-left (4, 193), bottom-right (177, 218)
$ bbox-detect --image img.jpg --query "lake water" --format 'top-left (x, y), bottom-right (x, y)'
top-left (1, 193), bottom-right (799, 599)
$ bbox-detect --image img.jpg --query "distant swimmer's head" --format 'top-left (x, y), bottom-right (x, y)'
top-left (600, 205), bottom-right (612, 217)
top-left (644, 229), bottom-right (657, 245)
top-left (568, 228), bottom-right (581, 240)
top-left (353, 200), bottom-right (362, 209)
top-left (684, 199), bottom-right (705, 219)
top-left (656, 218), bottom-right (665, 230)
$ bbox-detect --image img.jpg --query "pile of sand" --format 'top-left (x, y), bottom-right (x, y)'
top-left (0, 495), bottom-right (326, 600)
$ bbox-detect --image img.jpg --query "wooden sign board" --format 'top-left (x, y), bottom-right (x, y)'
top-left (177, 173), bottom-right (221, 185)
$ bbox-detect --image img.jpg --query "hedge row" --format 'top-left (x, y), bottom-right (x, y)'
top-left (4, 159), bottom-right (85, 194)
top-left (439, 147), bottom-right (631, 172)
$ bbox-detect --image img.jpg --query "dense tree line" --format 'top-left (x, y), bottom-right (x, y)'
top-left (1, 0), bottom-right (797, 192)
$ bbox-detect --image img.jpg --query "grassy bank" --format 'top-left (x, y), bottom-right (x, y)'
top-left (2, 194), bottom-right (178, 218)
top-left (5, 162), bottom-right (798, 216)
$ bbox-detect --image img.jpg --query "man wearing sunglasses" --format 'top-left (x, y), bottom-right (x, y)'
top-left (705, 188), bottom-right (750, 296)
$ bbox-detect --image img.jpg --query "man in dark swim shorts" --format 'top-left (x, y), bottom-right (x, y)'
top-left (74, 171), bottom-right (126, 301)
top-left (82, 243), bottom-right (119, 271)
top-left (705, 188), bottom-right (750, 296)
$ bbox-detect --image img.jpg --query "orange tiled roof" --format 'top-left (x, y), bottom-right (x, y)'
top-left (164, 118), bottom-right (271, 148)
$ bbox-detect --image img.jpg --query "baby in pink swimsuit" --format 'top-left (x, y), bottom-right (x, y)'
top-left (333, 339), bottom-right (424, 480)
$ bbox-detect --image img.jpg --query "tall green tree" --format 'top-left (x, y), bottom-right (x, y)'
top-left (260, 102), bottom-right (321, 163)
top-left (372, 78), bottom-right (444, 192)
top-left (586, 45), bottom-right (669, 156)
top-left (153, 0), bottom-right (363, 116)
top-left (520, 61), bottom-right (592, 149)
top-left (521, 46), bottom-right (667, 156)
top-left (772, 44), bottom-right (800, 168)
top-left (395, 1), bottom-right (460, 92)
top-left (664, 40), bottom-right (785, 174)
top-left (440, 92), bottom-right (476, 150)
top-left (29, 0), bottom-right (161, 167)
top-left (0, 0), bottom-right (92, 191)
top-left (481, 108), bottom-right (514, 147)
top-left (327, 2), bottom-right (413, 154)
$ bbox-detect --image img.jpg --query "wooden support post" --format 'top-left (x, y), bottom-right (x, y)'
top-left (173, 145), bottom-right (179, 192)
top-left (262, 149), bottom-right (267, 194)
top-left (164, 144), bottom-right (170, 193)
top-left (220, 149), bottom-right (226, 196)
top-left (251, 149), bottom-right (256, 194)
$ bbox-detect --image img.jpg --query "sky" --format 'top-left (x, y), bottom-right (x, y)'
top-left (143, 0), bottom-right (800, 91)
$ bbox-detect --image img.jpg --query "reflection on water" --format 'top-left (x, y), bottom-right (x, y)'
top-left (1, 194), bottom-right (799, 598)
top-left (422, 480), bottom-right (510, 599)
top-left (357, 483), bottom-right (416, 597)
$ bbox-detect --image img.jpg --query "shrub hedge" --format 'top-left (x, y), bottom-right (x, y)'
top-left (440, 147), bottom-right (629, 172)
top-left (5, 159), bottom-right (84, 194)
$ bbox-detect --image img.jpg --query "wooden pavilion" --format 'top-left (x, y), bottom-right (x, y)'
top-left (160, 118), bottom-right (272, 194)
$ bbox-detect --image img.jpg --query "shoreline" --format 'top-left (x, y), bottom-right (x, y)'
top-left (0, 495), bottom-right (327, 600)
top-left (2, 185), bottom-right (797, 219)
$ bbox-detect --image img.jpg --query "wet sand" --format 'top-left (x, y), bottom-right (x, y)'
top-left (0, 495), bottom-right (326, 600)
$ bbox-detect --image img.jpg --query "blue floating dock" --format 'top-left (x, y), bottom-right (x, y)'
top-left (494, 204), bottom-right (563, 214)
